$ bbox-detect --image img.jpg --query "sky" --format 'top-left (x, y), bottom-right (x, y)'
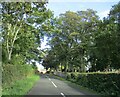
top-left (39, 0), bottom-right (120, 69)
top-left (47, 0), bottom-right (119, 19)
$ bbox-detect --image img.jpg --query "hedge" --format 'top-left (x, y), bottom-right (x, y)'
top-left (66, 72), bottom-right (120, 96)
top-left (2, 64), bottom-right (34, 88)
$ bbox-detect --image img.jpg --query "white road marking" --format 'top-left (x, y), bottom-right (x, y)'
top-left (47, 76), bottom-right (57, 88)
top-left (51, 81), bottom-right (57, 88)
top-left (47, 76), bottom-right (51, 81)
top-left (61, 92), bottom-right (66, 97)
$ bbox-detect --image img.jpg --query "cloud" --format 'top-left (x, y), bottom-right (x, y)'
top-left (98, 10), bottom-right (110, 19)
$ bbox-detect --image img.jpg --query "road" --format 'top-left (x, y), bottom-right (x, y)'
top-left (26, 74), bottom-right (100, 97)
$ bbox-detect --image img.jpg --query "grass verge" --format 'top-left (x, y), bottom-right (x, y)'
top-left (2, 74), bottom-right (39, 97)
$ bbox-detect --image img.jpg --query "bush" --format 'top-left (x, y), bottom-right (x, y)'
top-left (2, 64), bottom-right (34, 88)
top-left (66, 72), bottom-right (120, 96)
top-left (66, 73), bottom-right (71, 80)
top-left (76, 73), bottom-right (88, 87)
top-left (2, 74), bottom-right (39, 95)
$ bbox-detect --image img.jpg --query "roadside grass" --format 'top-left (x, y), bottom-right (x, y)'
top-left (2, 74), bottom-right (39, 97)
top-left (52, 74), bottom-right (102, 96)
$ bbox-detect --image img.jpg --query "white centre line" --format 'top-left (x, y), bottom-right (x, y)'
top-left (51, 81), bottom-right (57, 88)
top-left (61, 92), bottom-right (66, 97)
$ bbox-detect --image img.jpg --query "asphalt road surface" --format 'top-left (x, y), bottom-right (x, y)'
top-left (27, 74), bottom-right (100, 97)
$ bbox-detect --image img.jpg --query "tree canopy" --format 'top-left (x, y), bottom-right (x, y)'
top-left (1, 2), bottom-right (53, 65)
top-left (42, 2), bottom-right (120, 72)
top-left (1, 1), bottom-right (120, 72)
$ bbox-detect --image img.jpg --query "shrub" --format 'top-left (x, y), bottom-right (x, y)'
top-left (66, 72), bottom-right (120, 96)
top-left (2, 64), bottom-right (34, 88)
top-left (66, 73), bottom-right (71, 80)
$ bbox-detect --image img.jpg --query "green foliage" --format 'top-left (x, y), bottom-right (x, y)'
top-left (43, 9), bottom-right (99, 72)
top-left (1, 3), bottom-right (53, 95)
top-left (2, 48), bottom-right (8, 64)
top-left (2, 64), bottom-right (34, 88)
top-left (1, 2), bottom-right (52, 63)
top-left (42, 2), bottom-right (120, 72)
top-left (2, 74), bottom-right (39, 96)
top-left (66, 72), bottom-right (120, 96)
top-left (1, 1), bottom-right (120, 96)
top-left (11, 54), bottom-right (25, 65)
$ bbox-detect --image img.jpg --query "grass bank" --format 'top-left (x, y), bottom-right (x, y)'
top-left (2, 74), bottom-right (39, 96)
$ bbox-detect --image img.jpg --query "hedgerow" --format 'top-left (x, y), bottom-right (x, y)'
top-left (66, 72), bottom-right (120, 96)
top-left (2, 64), bottom-right (34, 88)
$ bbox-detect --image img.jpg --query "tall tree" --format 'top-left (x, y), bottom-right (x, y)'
top-left (1, 2), bottom-right (53, 64)
top-left (43, 9), bottom-right (100, 72)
